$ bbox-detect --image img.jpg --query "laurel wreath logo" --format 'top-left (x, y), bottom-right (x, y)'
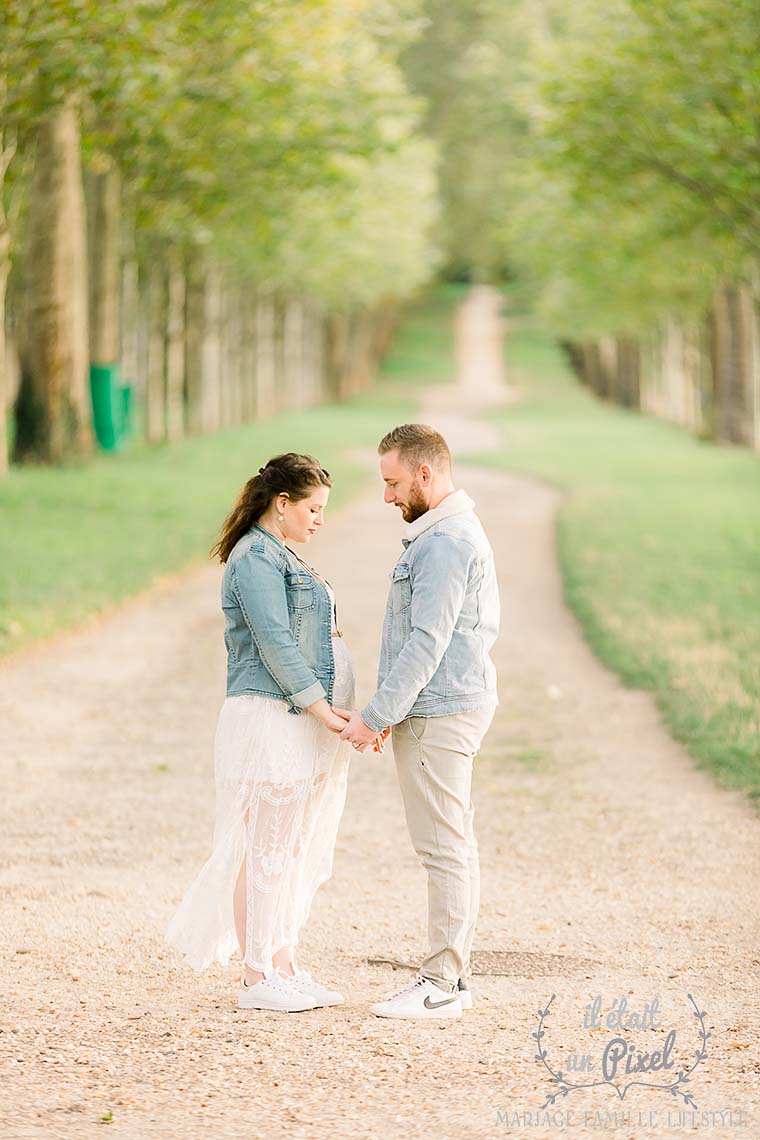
top-left (533, 993), bottom-right (709, 1109)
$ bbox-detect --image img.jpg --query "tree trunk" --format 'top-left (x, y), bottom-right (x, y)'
top-left (225, 284), bottom-right (243, 425)
top-left (87, 163), bottom-right (122, 450)
top-left (184, 259), bottom-right (205, 435)
top-left (325, 310), bottom-right (350, 400)
top-left (596, 336), bottom-right (617, 401)
top-left (217, 278), bottom-right (231, 427)
top-left (614, 336), bottom-right (640, 408)
top-left (582, 341), bottom-right (604, 397)
top-left (680, 317), bottom-right (704, 434)
top-left (0, 108), bottom-right (17, 476)
top-left (119, 254), bottom-right (139, 438)
top-left (346, 308), bottom-right (375, 395)
top-left (0, 87), bottom-right (16, 475)
top-left (283, 294), bottom-right (305, 410)
top-left (88, 164), bottom-right (120, 366)
top-left (710, 280), bottom-right (751, 445)
top-left (14, 102), bottom-right (92, 463)
top-left (202, 267), bottom-right (223, 432)
top-left (273, 294), bottom-right (287, 412)
top-left (165, 250), bottom-right (185, 441)
top-left (145, 259), bottom-right (166, 443)
top-left (748, 267), bottom-right (760, 453)
top-left (254, 288), bottom-right (276, 418)
top-left (375, 297), bottom-right (400, 358)
top-left (303, 298), bottom-right (325, 407)
top-left (661, 318), bottom-right (684, 424)
top-left (0, 179), bottom-right (9, 476)
top-left (240, 288), bottom-right (256, 421)
top-left (737, 278), bottom-right (759, 452)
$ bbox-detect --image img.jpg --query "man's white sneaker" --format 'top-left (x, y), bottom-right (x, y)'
top-left (289, 967), bottom-right (344, 1007)
top-left (237, 968), bottom-right (319, 1012)
top-left (458, 979), bottom-right (472, 1011)
top-left (371, 975), bottom-right (462, 1019)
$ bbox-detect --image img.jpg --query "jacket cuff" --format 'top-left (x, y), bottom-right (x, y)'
top-left (291, 679), bottom-right (327, 709)
top-left (361, 702), bottom-right (389, 733)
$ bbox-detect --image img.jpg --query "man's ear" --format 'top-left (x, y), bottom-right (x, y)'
top-left (419, 463), bottom-right (433, 485)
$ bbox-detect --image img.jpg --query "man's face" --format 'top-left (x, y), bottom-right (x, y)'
top-left (380, 450), bottom-right (430, 523)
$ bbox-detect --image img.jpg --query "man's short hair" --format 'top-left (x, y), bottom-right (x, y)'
top-left (377, 424), bottom-right (452, 472)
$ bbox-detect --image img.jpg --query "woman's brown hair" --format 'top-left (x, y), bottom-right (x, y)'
top-left (211, 453), bottom-right (332, 563)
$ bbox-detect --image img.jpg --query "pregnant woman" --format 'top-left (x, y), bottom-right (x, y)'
top-left (166, 453), bottom-right (384, 1011)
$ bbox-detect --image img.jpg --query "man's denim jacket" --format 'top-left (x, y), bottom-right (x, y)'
top-left (222, 524), bottom-right (335, 714)
top-left (361, 489), bottom-right (500, 732)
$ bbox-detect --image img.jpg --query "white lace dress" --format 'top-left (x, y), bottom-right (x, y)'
top-left (165, 581), bottom-right (355, 973)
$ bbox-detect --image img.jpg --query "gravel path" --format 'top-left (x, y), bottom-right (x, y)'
top-left (2, 287), bottom-right (758, 1139)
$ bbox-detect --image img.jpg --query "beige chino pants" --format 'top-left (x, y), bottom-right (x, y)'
top-left (391, 704), bottom-right (496, 992)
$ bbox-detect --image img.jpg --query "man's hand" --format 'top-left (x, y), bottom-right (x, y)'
top-left (339, 710), bottom-right (381, 753)
top-left (373, 726), bottom-right (392, 754)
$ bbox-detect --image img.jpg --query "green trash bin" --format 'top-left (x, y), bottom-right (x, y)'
top-left (90, 362), bottom-right (122, 452)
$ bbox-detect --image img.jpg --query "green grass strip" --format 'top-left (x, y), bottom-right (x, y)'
top-left (472, 312), bottom-right (760, 805)
top-left (0, 285), bottom-right (465, 657)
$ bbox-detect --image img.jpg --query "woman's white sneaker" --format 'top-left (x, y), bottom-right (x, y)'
top-left (289, 968), bottom-right (344, 1006)
top-left (237, 968), bottom-right (319, 1012)
top-left (371, 975), bottom-right (462, 1019)
top-left (458, 979), bottom-right (473, 1010)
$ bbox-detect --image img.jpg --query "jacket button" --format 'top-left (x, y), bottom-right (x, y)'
top-left (298, 577), bottom-right (303, 583)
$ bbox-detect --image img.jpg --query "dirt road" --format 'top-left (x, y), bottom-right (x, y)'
top-left (2, 287), bottom-right (758, 1139)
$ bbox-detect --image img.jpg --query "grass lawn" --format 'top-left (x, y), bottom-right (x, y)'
top-left (0, 284), bottom-right (465, 658)
top-left (473, 311), bottom-right (760, 804)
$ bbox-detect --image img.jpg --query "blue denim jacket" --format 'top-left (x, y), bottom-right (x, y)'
top-left (361, 490), bottom-right (500, 732)
top-left (222, 524), bottom-right (335, 713)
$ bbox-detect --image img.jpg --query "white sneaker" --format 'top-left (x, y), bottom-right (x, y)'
top-left (237, 968), bottom-right (319, 1012)
top-left (289, 967), bottom-right (344, 1007)
top-left (458, 979), bottom-right (472, 1011)
top-left (371, 975), bottom-right (462, 1019)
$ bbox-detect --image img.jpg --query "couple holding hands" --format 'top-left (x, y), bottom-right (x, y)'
top-left (166, 423), bottom-right (500, 1019)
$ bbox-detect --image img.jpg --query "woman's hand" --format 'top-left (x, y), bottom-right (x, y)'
top-left (330, 702), bottom-right (389, 747)
top-left (328, 707), bottom-right (391, 752)
top-left (308, 698), bottom-right (351, 735)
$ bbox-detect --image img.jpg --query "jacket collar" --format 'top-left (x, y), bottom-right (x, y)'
top-left (401, 489), bottom-right (474, 547)
top-left (253, 522), bottom-right (285, 548)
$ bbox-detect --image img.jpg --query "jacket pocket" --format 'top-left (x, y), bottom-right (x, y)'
top-left (284, 571), bottom-right (316, 611)
top-left (390, 562), bottom-right (412, 614)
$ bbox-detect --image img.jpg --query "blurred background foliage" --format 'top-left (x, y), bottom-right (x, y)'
top-left (1, 1), bottom-right (758, 797)
top-left (2, 0), bottom-right (759, 470)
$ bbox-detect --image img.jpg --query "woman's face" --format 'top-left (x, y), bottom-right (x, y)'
top-left (280, 485), bottom-right (330, 543)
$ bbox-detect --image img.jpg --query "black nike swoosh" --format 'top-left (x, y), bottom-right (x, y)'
top-left (423, 994), bottom-right (458, 1009)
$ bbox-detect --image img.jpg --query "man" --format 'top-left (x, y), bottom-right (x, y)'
top-left (339, 424), bottom-right (500, 1019)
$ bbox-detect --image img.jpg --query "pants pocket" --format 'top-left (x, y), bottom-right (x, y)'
top-left (408, 715), bottom-right (428, 743)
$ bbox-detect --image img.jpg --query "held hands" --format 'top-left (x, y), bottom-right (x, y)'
top-left (324, 708), bottom-right (354, 734)
top-left (309, 698), bottom-right (354, 736)
top-left (309, 699), bottom-right (389, 752)
top-left (333, 709), bottom-right (388, 754)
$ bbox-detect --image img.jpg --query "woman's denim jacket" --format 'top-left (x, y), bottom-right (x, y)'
top-left (361, 490), bottom-right (499, 732)
top-left (222, 524), bottom-right (335, 714)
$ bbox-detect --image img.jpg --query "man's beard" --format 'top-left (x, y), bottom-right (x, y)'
top-left (402, 479), bottom-right (429, 523)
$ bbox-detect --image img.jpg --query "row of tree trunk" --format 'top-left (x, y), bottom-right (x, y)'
top-left (125, 261), bottom-right (398, 446)
top-left (1, 104), bottom-right (400, 475)
top-left (564, 276), bottom-right (760, 452)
